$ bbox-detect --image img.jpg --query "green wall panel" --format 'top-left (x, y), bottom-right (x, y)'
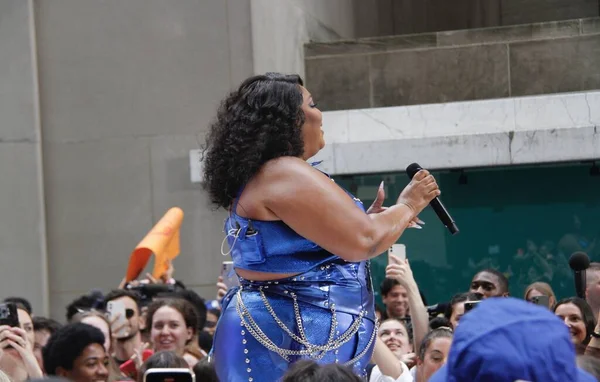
top-left (334, 163), bottom-right (600, 306)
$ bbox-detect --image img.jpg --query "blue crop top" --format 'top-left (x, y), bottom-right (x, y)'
top-left (223, 174), bottom-right (366, 274)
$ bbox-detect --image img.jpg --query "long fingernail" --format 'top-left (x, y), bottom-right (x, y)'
top-left (379, 181), bottom-right (384, 190)
top-left (417, 219), bottom-right (425, 225)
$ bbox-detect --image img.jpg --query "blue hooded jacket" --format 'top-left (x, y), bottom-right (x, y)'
top-left (430, 297), bottom-right (595, 382)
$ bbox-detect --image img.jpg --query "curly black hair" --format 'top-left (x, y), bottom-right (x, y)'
top-left (202, 72), bottom-right (306, 208)
top-left (43, 323), bottom-right (106, 375)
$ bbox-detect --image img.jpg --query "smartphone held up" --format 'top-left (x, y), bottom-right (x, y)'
top-left (388, 244), bottom-right (406, 263)
top-left (144, 368), bottom-right (195, 382)
top-left (530, 295), bottom-right (550, 308)
top-left (0, 303), bottom-right (19, 327)
top-left (464, 300), bottom-right (481, 312)
top-left (221, 261), bottom-right (240, 290)
top-left (107, 300), bottom-right (129, 338)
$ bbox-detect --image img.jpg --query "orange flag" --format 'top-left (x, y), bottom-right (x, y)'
top-left (125, 207), bottom-right (184, 282)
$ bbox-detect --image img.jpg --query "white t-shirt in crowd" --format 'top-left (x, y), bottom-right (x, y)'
top-left (369, 361), bottom-right (414, 382)
top-left (410, 366), bottom-right (417, 379)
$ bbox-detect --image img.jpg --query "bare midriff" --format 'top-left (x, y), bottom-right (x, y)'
top-left (235, 268), bottom-right (302, 282)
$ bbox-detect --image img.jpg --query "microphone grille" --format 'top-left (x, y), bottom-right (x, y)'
top-left (406, 163), bottom-right (423, 179)
top-left (569, 251), bottom-right (590, 271)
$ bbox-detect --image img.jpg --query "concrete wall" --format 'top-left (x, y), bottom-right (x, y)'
top-left (311, 91), bottom-right (600, 176)
top-left (32, 0), bottom-right (254, 320)
top-left (306, 18), bottom-right (600, 110)
top-left (0, 0), bottom-right (49, 315)
top-left (0, 0), bottom-right (361, 320)
top-left (250, 0), bottom-right (356, 77)
top-left (354, 0), bottom-right (599, 37)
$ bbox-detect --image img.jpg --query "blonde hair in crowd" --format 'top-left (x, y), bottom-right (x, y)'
top-left (524, 282), bottom-right (557, 307)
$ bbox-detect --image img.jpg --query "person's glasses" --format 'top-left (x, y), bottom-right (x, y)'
top-left (125, 308), bottom-right (135, 319)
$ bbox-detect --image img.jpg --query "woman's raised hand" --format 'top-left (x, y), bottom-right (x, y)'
top-left (396, 170), bottom-right (440, 216)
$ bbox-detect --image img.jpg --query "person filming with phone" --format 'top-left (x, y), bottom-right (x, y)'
top-left (524, 281), bottom-right (556, 309)
top-left (104, 290), bottom-right (146, 366)
top-left (0, 302), bottom-right (43, 381)
top-left (444, 292), bottom-right (483, 329)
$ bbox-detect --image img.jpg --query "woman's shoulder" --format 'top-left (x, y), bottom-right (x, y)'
top-left (243, 157), bottom-right (332, 210)
top-left (258, 157), bottom-right (322, 183)
top-left (263, 156), bottom-right (309, 171)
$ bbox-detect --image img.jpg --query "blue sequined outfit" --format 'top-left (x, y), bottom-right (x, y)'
top-left (212, 180), bottom-right (376, 382)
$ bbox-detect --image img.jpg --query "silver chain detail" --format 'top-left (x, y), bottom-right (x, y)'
top-left (235, 286), bottom-right (375, 364)
top-left (343, 320), bottom-right (377, 367)
top-left (258, 287), bottom-right (361, 356)
top-left (236, 288), bottom-right (313, 361)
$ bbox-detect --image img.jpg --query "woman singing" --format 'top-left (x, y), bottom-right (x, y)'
top-left (202, 73), bottom-right (440, 381)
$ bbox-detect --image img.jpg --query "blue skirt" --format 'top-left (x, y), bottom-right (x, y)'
top-left (212, 259), bottom-right (376, 382)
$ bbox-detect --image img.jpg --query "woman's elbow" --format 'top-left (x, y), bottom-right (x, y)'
top-left (337, 231), bottom-right (379, 262)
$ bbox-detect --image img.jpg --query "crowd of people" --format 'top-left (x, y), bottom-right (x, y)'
top-left (0, 277), bottom-right (220, 382)
top-left (2, 258), bottom-right (600, 382)
top-left (2, 72), bottom-right (598, 382)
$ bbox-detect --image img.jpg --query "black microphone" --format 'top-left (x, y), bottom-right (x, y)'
top-left (406, 163), bottom-right (459, 235)
top-left (569, 251), bottom-right (590, 299)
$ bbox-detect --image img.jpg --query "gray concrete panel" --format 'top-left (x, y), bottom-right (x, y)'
top-left (44, 137), bottom-right (153, 293)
